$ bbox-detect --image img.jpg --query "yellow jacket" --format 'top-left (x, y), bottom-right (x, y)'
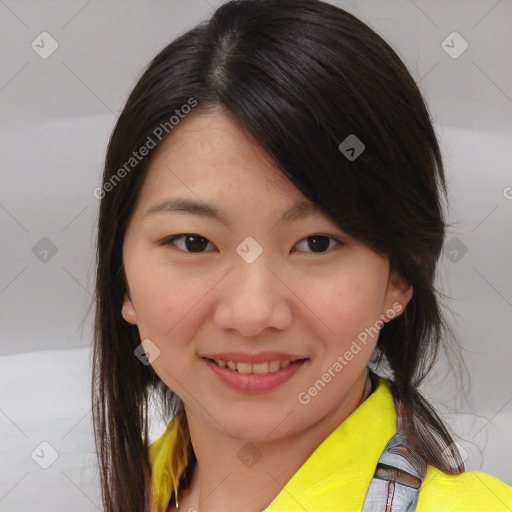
top-left (149, 376), bottom-right (512, 511)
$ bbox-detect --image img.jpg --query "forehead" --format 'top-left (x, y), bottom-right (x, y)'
top-left (140, 108), bottom-right (303, 203)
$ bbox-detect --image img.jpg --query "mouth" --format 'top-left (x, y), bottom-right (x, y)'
top-left (202, 357), bottom-right (309, 375)
top-left (201, 354), bottom-right (310, 393)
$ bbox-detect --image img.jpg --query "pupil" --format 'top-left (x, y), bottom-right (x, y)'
top-left (308, 235), bottom-right (329, 252)
top-left (185, 235), bottom-right (208, 252)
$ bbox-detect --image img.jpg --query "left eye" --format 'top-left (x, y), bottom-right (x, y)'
top-left (160, 233), bottom-right (342, 254)
top-left (293, 234), bottom-right (342, 254)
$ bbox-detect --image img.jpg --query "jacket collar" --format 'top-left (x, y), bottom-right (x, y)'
top-left (264, 375), bottom-right (397, 511)
top-left (150, 375), bottom-right (397, 512)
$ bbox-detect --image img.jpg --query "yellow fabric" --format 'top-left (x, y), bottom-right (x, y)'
top-left (149, 411), bottom-right (184, 512)
top-left (149, 377), bottom-right (512, 511)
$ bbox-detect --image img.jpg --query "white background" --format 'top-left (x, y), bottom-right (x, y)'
top-left (1, 0), bottom-right (511, 510)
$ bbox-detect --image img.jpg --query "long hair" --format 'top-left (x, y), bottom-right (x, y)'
top-left (92, 1), bottom-right (465, 510)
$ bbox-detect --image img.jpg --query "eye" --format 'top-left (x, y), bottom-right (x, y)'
top-left (292, 234), bottom-right (342, 254)
top-left (159, 234), bottom-right (216, 253)
top-left (160, 233), bottom-right (342, 255)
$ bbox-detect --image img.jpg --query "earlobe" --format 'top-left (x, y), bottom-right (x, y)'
top-left (121, 293), bottom-right (138, 325)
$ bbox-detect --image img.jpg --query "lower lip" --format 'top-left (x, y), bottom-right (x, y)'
top-left (203, 358), bottom-right (308, 393)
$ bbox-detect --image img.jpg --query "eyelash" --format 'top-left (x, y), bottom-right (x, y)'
top-left (159, 233), bottom-right (343, 255)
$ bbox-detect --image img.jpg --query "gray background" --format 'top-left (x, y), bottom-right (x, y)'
top-left (1, 0), bottom-right (511, 510)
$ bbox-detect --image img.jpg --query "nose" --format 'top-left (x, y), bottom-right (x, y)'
top-left (213, 251), bottom-right (293, 337)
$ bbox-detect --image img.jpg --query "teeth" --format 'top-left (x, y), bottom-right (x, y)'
top-left (237, 362), bottom-right (253, 374)
top-left (268, 360), bottom-right (281, 372)
top-left (253, 362), bottom-right (268, 374)
top-left (214, 359), bottom-right (299, 374)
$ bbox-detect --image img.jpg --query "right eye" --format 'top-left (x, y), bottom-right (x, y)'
top-left (159, 234), bottom-right (216, 253)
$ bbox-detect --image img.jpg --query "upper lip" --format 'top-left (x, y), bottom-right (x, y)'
top-left (200, 352), bottom-right (308, 364)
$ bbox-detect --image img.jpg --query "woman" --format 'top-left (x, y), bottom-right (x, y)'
top-left (92, 1), bottom-right (512, 511)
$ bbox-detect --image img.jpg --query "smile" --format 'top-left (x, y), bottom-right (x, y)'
top-left (206, 358), bottom-right (300, 374)
top-left (201, 356), bottom-right (310, 393)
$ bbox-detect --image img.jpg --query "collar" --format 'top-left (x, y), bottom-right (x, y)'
top-left (263, 375), bottom-right (397, 511)
top-left (150, 375), bottom-right (397, 512)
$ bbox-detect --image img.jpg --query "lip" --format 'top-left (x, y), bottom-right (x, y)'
top-left (202, 357), bottom-right (309, 393)
top-left (199, 351), bottom-right (307, 364)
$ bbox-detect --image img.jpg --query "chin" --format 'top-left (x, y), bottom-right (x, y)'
top-left (217, 407), bottom-right (305, 442)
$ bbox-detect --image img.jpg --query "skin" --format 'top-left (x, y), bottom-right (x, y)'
top-left (121, 107), bottom-right (413, 512)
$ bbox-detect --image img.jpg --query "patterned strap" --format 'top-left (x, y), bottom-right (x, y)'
top-left (361, 433), bottom-right (426, 512)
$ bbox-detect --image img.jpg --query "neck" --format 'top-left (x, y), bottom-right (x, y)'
top-left (179, 369), bottom-right (373, 512)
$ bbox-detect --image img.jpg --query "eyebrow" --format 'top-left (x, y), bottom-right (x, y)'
top-left (143, 197), bottom-right (323, 225)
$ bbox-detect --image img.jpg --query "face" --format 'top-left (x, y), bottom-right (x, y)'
top-left (121, 107), bottom-right (412, 441)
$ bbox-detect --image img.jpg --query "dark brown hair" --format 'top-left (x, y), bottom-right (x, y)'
top-left (92, 1), bottom-right (465, 510)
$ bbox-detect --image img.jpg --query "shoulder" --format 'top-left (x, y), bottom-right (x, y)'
top-left (417, 465), bottom-right (512, 511)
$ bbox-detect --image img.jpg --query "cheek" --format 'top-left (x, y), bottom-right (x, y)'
top-left (314, 267), bottom-right (388, 350)
top-left (126, 260), bottom-right (211, 395)
top-left (125, 250), bottom-right (210, 337)
top-left (132, 274), bottom-right (203, 337)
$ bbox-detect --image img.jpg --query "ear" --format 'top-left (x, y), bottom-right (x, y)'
top-left (381, 271), bottom-right (413, 322)
top-left (121, 293), bottom-right (138, 325)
